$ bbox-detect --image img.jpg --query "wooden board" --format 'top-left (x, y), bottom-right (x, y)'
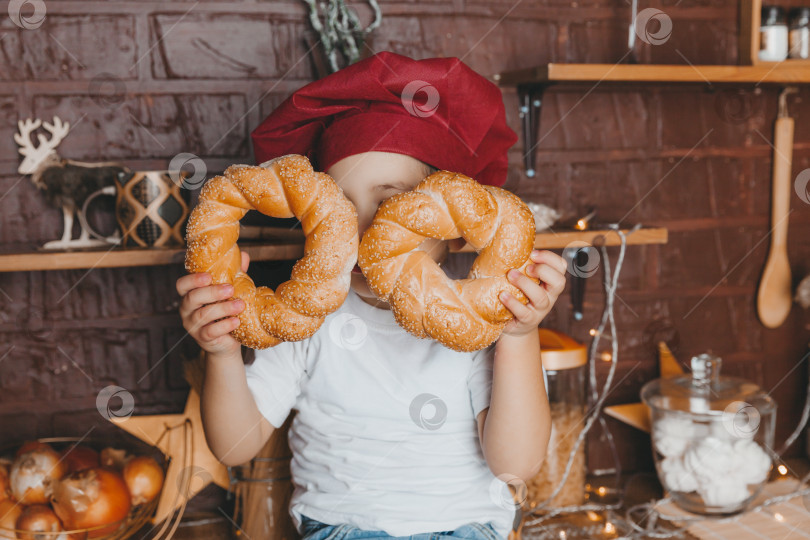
top-left (0, 228), bottom-right (667, 272)
top-left (495, 63), bottom-right (810, 86)
top-left (0, 242), bottom-right (304, 272)
top-left (739, 0), bottom-right (759, 66)
top-left (455, 227), bottom-right (667, 252)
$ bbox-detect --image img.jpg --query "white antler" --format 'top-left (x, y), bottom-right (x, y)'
top-left (15, 116), bottom-right (70, 174)
top-left (14, 118), bottom-right (41, 156)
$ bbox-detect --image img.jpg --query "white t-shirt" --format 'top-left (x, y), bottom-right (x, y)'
top-left (244, 290), bottom-right (516, 538)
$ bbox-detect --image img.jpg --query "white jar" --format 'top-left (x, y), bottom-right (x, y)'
top-left (760, 6), bottom-right (789, 62)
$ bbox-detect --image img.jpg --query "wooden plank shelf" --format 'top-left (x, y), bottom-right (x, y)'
top-left (534, 226), bottom-right (667, 249)
top-left (0, 242), bottom-right (305, 272)
top-left (497, 62), bottom-right (810, 177)
top-left (0, 227), bottom-right (667, 272)
top-left (494, 63), bottom-right (810, 87)
top-left (457, 227), bottom-right (667, 252)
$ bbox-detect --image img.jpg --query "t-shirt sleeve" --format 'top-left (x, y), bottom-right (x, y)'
top-left (244, 339), bottom-right (310, 428)
top-left (467, 344), bottom-right (495, 418)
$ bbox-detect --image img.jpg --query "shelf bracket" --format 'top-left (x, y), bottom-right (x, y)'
top-left (517, 85), bottom-right (547, 178)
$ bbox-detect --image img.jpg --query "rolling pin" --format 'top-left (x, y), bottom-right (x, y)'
top-left (757, 87), bottom-right (797, 328)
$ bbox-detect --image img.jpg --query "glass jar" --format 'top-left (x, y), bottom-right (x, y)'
top-left (524, 329), bottom-right (588, 510)
top-left (641, 354), bottom-right (776, 515)
top-left (760, 6), bottom-right (789, 61)
top-left (789, 7), bottom-right (810, 59)
top-left (230, 455), bottom-right (297, 540)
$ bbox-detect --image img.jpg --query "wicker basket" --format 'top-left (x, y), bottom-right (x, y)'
top-left (0, 437), bottom-right (167, 539)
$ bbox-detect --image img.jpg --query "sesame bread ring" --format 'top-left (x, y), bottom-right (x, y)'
top-left (358, 171), bottom-right (536, 352)
top-left (185, 154), bottom-right (358, 349)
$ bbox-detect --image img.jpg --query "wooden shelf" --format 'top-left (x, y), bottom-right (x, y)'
top-left (0, 227), bottom-right (667, 272)
top-left (534, 226), bottom-right (667, 249)
top-left (456, 227), bottom-right (667, 252)
top-left (495, 63), bottom-right (810, 87)
top-left (0, 242), bottom-right (304, 272)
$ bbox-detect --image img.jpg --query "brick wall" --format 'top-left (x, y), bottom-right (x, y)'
top-left (1, 0), bottom-right (809, 503)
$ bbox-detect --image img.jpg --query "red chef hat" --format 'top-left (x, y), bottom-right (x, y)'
top-left (251, 52), bottom-right (516, 186)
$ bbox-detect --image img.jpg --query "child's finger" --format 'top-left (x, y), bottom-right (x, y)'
top-left (506, 268), bottom-right (550, 310)
top-left (530, 250), bottom-right (567, 275)
top-left (181, 283), bottom-right (234, 320)
top-left (190, 298), bottom-right (245, 332)
top-left (240, 251), bottom-right (250, 273)
top-left (533, 264), bottom-right (566, 297)
top-left (176, 272), bottom-right (211, 297)
top-left (198, 316), bottom-right (241, 344)
top-left (499, 291), bottom-right (532, 321)
top-left (508, 269), bottom-right (551, 311)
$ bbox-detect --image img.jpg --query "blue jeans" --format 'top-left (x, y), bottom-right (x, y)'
top-left (300, 515), bottom-right (504, 540)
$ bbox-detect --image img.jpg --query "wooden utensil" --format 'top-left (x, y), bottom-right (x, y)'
top-left (757, 87), bottom-right (797, 329)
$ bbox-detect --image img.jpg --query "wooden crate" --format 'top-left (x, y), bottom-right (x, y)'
top-left (739, 0), bottom-right (810, 66)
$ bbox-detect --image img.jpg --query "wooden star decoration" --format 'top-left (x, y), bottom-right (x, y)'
top-left (603, 342), bottom-right (685, 433)
top-left (108, 389), bottom-right (230, 524)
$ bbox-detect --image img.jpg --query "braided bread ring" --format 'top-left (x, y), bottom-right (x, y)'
top-left (185, 154), bottom-right (358, 350)
top-left (358, 171), bottom-right (536, 352)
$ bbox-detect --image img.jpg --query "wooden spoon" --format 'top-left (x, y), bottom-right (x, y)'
top-left (757, 88), bottom-right (795, 328)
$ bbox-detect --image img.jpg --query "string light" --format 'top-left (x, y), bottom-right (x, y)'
top-left (604, 521), bottom-right (616, 534)
top-left (588, 328), bottom-right (615, 341)
top-left (778, 465), bottom-right (788, 475)
top-left (774, 512), bottom-right (785, 522)
top-left (600, 352), bottom-right (612, 362)
top-left (574, 211), bottom-right (595, 231)
top-left (523, 228), bottom-right (634, 533)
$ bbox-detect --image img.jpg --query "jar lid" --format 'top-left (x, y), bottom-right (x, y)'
top-left (539, 329), bottom-right (587, 370)
top-left (762, 6), bottom-right (787, 25)
top-left (641, 353), bottom-right (776, 417)
top-left (789, 7), bottom-right (810, 25)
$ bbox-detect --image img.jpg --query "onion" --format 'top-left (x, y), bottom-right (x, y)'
top-left (98, 449), bottom-right (127, 470)
top-left (122, 457), bottom-right (164, 505)
top-left (50, 468), bottom-right (131, 538)
top-left (61, 447), bottom-right (100, 474)
top-left (10, 448), bottom-right (66, 505)
top-left (0, 499), bottom-right (22, 539)
top-left (0, 464), bottom-right (10, 503)
top-left (15, 504), bottom-right (66, 540)
top-left (14, 442), bottom-right (51, 459)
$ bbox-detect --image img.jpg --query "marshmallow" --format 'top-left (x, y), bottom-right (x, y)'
top-left (731, 439), bottom-right (771, 485)
top-left (683, 437), bottom-right (736, 482)
top-left (698, 478), bottom-right (750, 507)
top-left (654, 415), bottom-right (708, 458)
top-left (660, 456), bottom-right (699, 493)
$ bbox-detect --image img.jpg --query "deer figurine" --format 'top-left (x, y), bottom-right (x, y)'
top-left (15, 116), bottom-right (129, 249)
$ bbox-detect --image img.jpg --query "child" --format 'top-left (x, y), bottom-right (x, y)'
top-left (176, 52), bottom-right (567, 540)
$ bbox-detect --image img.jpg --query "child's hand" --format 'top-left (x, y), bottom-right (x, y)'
top-left (176, 252), bottom-right (250, 356)
top-left (499, 250), bottom-right (567, 336)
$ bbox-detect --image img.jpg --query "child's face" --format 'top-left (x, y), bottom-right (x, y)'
top-left (327, 151), bottom-right (447, 304)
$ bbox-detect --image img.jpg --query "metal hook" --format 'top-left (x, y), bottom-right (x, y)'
top-left (778, 86), bottom-right (798, 117)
